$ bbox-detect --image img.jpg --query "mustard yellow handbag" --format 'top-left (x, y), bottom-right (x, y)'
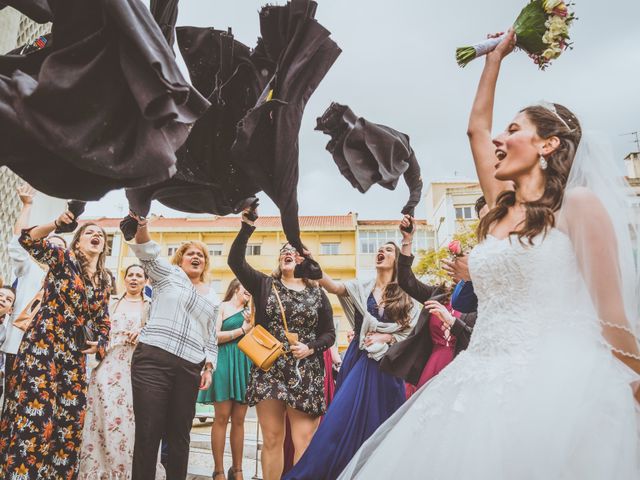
top-left (238, 284), bottom-right (298, 371)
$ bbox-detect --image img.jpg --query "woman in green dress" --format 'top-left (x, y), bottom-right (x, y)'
top-left (198, 278), bottom-right (253, 480)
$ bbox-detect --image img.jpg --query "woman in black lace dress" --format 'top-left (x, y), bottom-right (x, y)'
top-left (228, 208), bottom-right (335, 480)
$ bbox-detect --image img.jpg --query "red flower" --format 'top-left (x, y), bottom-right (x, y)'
top-left (448, 240), bottom-right (463, 256)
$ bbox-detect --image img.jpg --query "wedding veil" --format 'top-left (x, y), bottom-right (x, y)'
top-left (558, 129), bottom-right (640, 362)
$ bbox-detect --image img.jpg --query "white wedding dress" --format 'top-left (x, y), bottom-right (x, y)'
top-left (339, 228), bottom-right (639, 479)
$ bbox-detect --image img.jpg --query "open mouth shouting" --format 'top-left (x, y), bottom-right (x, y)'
top-left (376, 252), bottom-right (386, 264)
top-left (90, 236), bottom-right (102, 247)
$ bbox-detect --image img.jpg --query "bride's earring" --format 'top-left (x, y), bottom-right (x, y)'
top-left (539, 154), bottom-right (548, 170)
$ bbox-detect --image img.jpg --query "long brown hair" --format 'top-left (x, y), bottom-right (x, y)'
top-left (70, 222), bottom-right (111, 289)
top-left (222, 278), bottom-right (242, 303)
top-left (171, 241), bottom-right (210, 282)
top-left (379, 242), bottom-right (414, 328)
top-left (478, 103), bottom-right (582, 244)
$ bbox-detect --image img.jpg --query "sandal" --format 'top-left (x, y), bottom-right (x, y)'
top-left (228, 467), bottom-right (243, 480)
top-left (213, 471), bottom-right (226, 479)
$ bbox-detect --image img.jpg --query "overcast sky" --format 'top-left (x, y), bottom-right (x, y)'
top-left (85, 0), bottom-right (640, 221)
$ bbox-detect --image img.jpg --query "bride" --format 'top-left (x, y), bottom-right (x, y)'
top-left (338, 30), bottom-right (640, 479)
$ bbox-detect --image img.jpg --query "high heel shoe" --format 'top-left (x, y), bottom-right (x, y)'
top-left (227, 466), bottom-right (243, 480)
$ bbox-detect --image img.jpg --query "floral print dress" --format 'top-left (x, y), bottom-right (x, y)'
top-left (0, 231), bottom-right (110, 480)
top-left (78, 297), bottom-right (165, 480)
top-left (245, 281), bottom-right (326, 416)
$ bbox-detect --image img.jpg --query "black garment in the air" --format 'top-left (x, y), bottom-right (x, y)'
top-left (126, 1), bottom-right (341, 257)
top-left (124, 26), bottom-right (274, 220)
top-left (231, 0), bottom-right (342, 252)
top-left (315, 102), bottom-right (424, 217)
top-left (0, 0), bottom-right (209, 201)
top-left (149, 0), bottom-right (179, 48)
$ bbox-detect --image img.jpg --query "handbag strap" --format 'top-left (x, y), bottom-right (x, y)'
top-left (271, 283), bottom-right (289, 333)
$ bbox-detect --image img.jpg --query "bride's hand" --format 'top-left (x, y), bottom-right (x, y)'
top-left (487, 28), bottom-right (516, 62)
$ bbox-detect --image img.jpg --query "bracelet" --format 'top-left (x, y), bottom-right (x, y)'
top-left (53, 219), bottom-right (60, 229)
top-left (241, 326), bottom-right (246, 335)
top-left (401, 241), bottom-right (412, 247)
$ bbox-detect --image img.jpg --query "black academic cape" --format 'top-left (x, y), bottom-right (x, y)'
top-left (315, 102), bottom-right (423, 217)
top-left (0, 0), bottom-right (209, 200)
top-left (231, 0), bottom-right (341, 252)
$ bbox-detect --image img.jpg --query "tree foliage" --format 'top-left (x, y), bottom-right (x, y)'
top-left (414, 220), bottom-right (479, 284)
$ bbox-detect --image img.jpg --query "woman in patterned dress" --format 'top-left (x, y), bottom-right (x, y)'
top-left (228, 208), bottom-right (336, 480)
top-left (78, 264), bottom-right (165, 480)
top-left (0, 209), bottom-right (111, 480)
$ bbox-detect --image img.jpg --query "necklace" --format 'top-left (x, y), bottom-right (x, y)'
top-left (123, 296), bottom-right (142, 302)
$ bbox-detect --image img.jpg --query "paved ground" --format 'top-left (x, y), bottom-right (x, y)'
top-left (187, 405), bottom-right (263, 480)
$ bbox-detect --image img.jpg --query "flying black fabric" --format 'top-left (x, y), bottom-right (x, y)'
top-left (149, 0), bottom-right (179, 48)
top-left (125, 1), bottom-right (341, 256)
top-left (0, 0), bottom-right (210, 201)
top-left (124, 26), bottom-right (275, 223)
top-left (231, 0), bottom-right (342, 252)
top-left (315, 102), bottom-right (423, 217)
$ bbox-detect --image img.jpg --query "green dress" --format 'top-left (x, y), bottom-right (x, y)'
top-left (197, 311), bottom-right (252, 404)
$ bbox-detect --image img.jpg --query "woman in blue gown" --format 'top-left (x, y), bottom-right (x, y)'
top-left (284, 242), bottom-right (427, 480)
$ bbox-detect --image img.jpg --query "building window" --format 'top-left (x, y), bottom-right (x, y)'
top-left (320, 243), bottom-right (340, 255)
top-left (208, 243), bottom-right (223, 256)
top-left (167, 244), bottom-right (180, 257)
top-left (246, 244), bottom-right (261, 256)
top-left (360, 229), bottom-right (433, 255)
top-left (455, 206), bottom-right (474, 220)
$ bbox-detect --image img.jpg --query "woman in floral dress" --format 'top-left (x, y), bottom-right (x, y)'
top-left (0, 210), bottom-right (111, 480)
top-left (228, 208), bottom-right (336, 480)
top-left (79, 264), bottom-right (165, 480)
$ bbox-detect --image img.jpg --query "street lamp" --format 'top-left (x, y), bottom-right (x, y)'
top-left (434, 216), bottom-right (445, 249)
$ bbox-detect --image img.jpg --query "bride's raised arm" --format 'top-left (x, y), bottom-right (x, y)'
top-left (562, 187), bottom-right (640, 377)
top-left (467, 30), bottom-right (516, 208)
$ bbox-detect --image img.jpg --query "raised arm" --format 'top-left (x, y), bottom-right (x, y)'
top-left (318, 272), bottom-right (347, 297)
top-left (467, 30), bottom-right (516, 208)
top-left (398, 217), bottom-right (442, 303)
top-left (13, 184), bottom-right (36, 235)
top-left (227, 213), bottom-right (267, 296)
top-left (19, 208), bottom-right (75, 269)
top-left (127, 220), bottom-right (175, 284)
top-left (564, 188), bottom-right (640, 375)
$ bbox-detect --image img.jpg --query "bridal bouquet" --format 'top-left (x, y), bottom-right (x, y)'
top-left (455, 0), bottom-right (576, 70)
